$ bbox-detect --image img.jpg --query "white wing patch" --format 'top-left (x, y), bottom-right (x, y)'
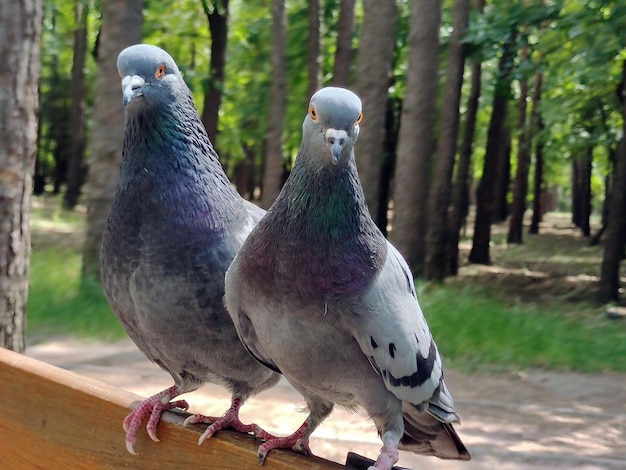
top-left (352, 243), bottom-right (443, 406)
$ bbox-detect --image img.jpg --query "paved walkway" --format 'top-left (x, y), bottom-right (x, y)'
top-left (26, 337), bottom-right (626, 469)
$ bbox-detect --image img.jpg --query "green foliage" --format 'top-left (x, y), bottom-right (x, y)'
top-left (457, 0), bottom-right (625, 208)
top-left (27, 196), bottom-right (124, 339)
top-left (36, 0), bottom-right (626, 217)
top-left (420, 282), bottom-right (626, 372)
top-left (143, 0), bottom-right (211, 98)
top-left (539, 0), bottom-right (626, 192)
top-left (27, 247), bottom-right (125, 340)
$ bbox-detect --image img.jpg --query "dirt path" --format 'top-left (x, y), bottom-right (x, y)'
top-left (26, 337), bottom-right (626, 469)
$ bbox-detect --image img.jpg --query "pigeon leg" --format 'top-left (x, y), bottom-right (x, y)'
top-left (123, 384), bottom-right (189, 454)
top-left (257, 421), bottom-right (312, 465)
top-left (368, 434), bottom-right (400, 470)
top-left (256, 400), bottom-right (332, 464)
top-left (183, 396), bottom-right (276, 445)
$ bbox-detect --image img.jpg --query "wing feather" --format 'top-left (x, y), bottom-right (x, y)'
top-left (349, 242), bottom-right (443, 407)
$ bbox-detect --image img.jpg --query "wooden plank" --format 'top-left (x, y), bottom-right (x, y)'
top-left (0, 347), bottom-right (346, 469)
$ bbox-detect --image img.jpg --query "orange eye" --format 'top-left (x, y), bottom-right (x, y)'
top-left (309, 105), bottom-right (318, 122)
top-left (155, 64), bottom-right (166, 78)
top-left (355, 112), bottom-right (363, 125)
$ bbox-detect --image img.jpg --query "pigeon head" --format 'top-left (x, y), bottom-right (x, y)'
top-left (117, 44), bottom-right (184, 108)
top-left (303, 87), bottom-right (363, 165)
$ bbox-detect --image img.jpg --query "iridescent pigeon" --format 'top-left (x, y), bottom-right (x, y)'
top-left (100, 44), bottom-right (280, 454)
top-left (224, 87), bottom-right (471, 469)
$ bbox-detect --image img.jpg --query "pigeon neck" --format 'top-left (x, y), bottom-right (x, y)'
top-left (119, 95), bottom-right (245, 230)
top-left (252, 151), bottom-right (387, 298)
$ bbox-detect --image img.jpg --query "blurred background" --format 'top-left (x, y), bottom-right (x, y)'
top-left (1, 1), bottom-right (625, 467)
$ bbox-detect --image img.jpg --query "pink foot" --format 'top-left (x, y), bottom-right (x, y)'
top-left (123, 385), bottom-right (188, 454)
top-left (369, 440), bottom-right (400, 470)
top-left (183, 397), bottom-right (276, 445)
top-left (257, 421), bottom-right (312, 465)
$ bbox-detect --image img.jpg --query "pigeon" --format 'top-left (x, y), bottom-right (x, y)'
top-left (224, 87), bottom-right (471, 469)
top-left (100, 44), bottom-right (280, 454)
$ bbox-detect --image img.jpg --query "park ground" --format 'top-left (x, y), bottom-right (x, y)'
top-left (26, 335), bottom-right (625, 469)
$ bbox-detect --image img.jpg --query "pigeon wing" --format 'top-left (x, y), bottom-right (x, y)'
top-left (348, 243), bottom-right (446, 410)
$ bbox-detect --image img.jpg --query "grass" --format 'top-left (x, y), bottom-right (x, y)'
top-left (419, 282), bottom-right (626, 373)
top-left (27, 195), bottom-right (125, 341)
top-left (27, 246), bottom-right (126, 340)
top-left (26, 195), bottom-right (626, 372)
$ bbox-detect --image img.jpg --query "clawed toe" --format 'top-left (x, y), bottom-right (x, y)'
top-left (256, 422), bottom-right (312, 465)
top-left (121, 385), bottom-right (186, 453)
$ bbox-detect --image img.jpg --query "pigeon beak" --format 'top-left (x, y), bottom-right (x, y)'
top-left (326, 129), bottom-right (348, 165)
top-left (121, 75), bottom-right (145, 106)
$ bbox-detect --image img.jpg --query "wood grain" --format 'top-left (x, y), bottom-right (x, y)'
top-left (0, 347), bottom-right (346, 469)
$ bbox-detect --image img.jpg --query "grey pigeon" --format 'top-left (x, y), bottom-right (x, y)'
top-left (224, 87), bottom-right (471, 469)
top-left (100, 44), bottom-right (280, 454)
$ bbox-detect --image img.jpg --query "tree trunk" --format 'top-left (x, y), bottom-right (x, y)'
top-left (576, 148), bottom-right (593, 237)
top-left (233, 142), bottom-right (256, 200)
top-left (0, 0), bottom-right (42, 352)
top-left (493, 132), bottom-right (511, 223)
top-left (200, 0), bottom-right (229, 147)
top-left (571, 157), bottom-right (581, 227)
top-left (390, 0), bottom-right (442, 275)
top-left (260, 0), bottom-right (287, 209)
top-left (331, 0), bottom-right (355, 87)
top-left (307, 0), bottom-right (321, 99)
top-left (34, 106), bottom-right (47, 196)
top-left (424, 0), bottom-right (471, 281)
top-left (63, 0), bottom-right (89, 209)
top-left (590, 147), bottom-right (613, 246)
top-left (46, 53), bottom-right (72, 195)
top-left (507, 43), bottom-right (531, 244)
top-left (448, 0), bottom-right (486, 276)
top-left (375, 96), bottom-right (402, 237)
top-left (352, 0), bottom-right (397, 228)
top-left (599, 60), bottom-right (626, 303)
top-left (528, 71), bottom-right (545, 235)
top-left (82, 0), bottom-right (143, 279)
top-left (469, 33), bottom-right (517, 265)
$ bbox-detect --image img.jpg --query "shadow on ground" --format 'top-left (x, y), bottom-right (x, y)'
top-left (26, 336), bottom-right (626, 469)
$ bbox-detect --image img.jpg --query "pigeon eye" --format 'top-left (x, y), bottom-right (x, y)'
top-left (309, 105), bottom-right (318, 122)
top-left (355, 112), bottom-right (363, 125)
top-left (155, 64), bottom-right (166, 78)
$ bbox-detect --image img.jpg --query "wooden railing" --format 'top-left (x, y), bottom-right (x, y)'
top-left (0, 347), bottom-right (380, 469)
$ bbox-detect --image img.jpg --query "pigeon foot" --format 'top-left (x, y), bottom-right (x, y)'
top-left (123, 385), bottom-right (188, 454)
top-left (184, 397), bottom-right (276, 445)
top-left (257, 421), bottom-right (311, 465)
top-left (368, 439), bottom-right (400, 470)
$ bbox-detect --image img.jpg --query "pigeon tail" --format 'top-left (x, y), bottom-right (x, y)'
top-left (427, 380), bottom-right (461, 423)
top-left (400, 402), bottom-right (471, 460)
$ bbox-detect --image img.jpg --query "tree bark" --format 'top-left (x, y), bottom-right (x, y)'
top-left (469, 32), bottom-right (517, 265)
top-left (260, 0), bottom-right (288, 209)
top-left (352, 0), bottom-right (397, 228)
top-left (448, 0), bottom-right (486, 276)
top-left (599, 60), bottom-right (626, 303)
top-left (571, 157), bottom-right (581, 227)
top-left (307, 0), bottom-right (322, 99)
top-left (0, 0), bottom-right (42, 352)
top-left (424, 0), bottom-right (471, 281)
top-left (579, 148), bottom-right (593, 237)
top-left (82, 0), bottom-right (143, 279)
top-left (492, 132), bottom-right (511, 223)
top-left (507, 43), bottom-right (531, 244)
top-left (200, 0), bottom-right (229, 147)
top-left (331, 0), bottom-right (355, 87)
top-left (528, 71), bottom-right (545, 235)
top-left (64, 0), bottom-right (89, 209)
top-left (390, 0), bottom-right (442, 275)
